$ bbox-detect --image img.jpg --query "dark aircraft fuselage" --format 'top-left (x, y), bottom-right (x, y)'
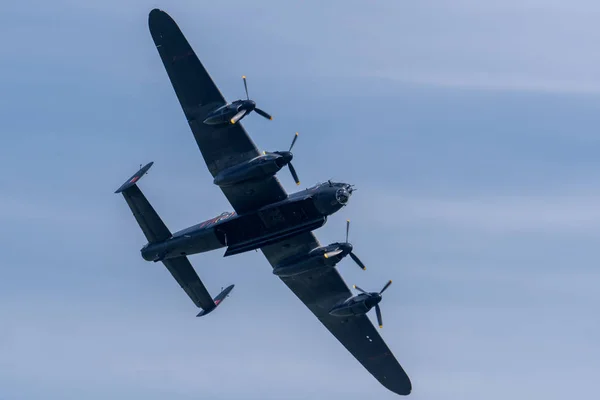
top-left (140, 181), bottom-right (353, 262)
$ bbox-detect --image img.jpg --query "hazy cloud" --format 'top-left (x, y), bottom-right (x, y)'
top-left (2, 1), bottom-right (600, 400)
top-left (361, 190), bottom-right (600, 233)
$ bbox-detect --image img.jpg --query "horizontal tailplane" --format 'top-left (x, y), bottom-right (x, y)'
top-left (114, 162), bottom-right (171, 243)
top-left (197, 284), bottom-right (235, 317)
top-left (161, 256), bottom-right (234, 315)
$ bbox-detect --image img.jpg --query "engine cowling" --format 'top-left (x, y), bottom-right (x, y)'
top-left (213, 154), bottom-right (285, 187)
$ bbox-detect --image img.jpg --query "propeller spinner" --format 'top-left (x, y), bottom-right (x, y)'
top-left (353, 280), bottom-right (392, 328)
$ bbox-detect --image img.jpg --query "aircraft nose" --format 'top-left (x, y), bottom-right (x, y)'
top-left (335, 187), bottom-right (351, 205)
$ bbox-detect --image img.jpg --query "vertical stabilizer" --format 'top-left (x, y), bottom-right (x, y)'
top-left (115, 162), bottom-right (171, 243)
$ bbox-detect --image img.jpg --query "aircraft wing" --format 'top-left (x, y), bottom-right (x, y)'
top-left (260, 233), bottom-right (412, 396)
top-left (148, 9), bottom-right (287, 214)
top-left (161, 256), bottom-right (215, 311)
top-left (148, 8), bottom-right (411, 395)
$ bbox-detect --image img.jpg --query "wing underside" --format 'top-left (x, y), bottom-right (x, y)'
top-left (160, 256), bottom-right (216, 312)
top-left (260, 233), bottom-right (412, 396)
top-left (148, 9), bottom-right (287, 214)
top-left (148, 8), bottom-right (411, 396)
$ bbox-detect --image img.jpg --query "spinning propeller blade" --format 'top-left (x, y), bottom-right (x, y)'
top-left (346, 220), bottom-right (366, 270)
top-left (380, 279), bottom-right (392, 294)
top-left (346, 219), bottom-right (350, 242)
top-left (376, 280), bottom-right (392, 328)
top-left (353, 284), bottom-right (366, 294)
top-left (375, 304), bottom-right (383, 328)
top-left (289, 131), bottom-right (298, 151)
top-left (288, 162), bottom-right (300, 185)
top-left (287, 132), bottom-right (300, 185)
top-left (255, 108), bottom-right (273, 120)
top-left (240, 75), bottom-right (272, 120)
top-left (349, 252), bottom-right (367, 270)
top-left (242, 75), bottom-right (249, 99)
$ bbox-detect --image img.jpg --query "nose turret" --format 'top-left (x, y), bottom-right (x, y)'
top-left (335, 186), bottom-right (352, 205)
top-left (314, 183), bottom-right (351, 215)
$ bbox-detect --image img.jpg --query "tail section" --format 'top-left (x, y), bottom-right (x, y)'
top-left (196, 284), bottom-right (235, 317)
top-left (115, 162), bottom-right (171, 243)
top-left (162, 257), bottom-right (234, 316)
top-left (115, 162), bottom-right (234, 316)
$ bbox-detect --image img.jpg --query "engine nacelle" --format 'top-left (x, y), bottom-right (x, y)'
top-left (213, 153), bottom-right (290, 187)
top-left (272, 243), bottom-right (348, 277)
top-left (203, 103), bottom-right (237, 125)
top-left (329, 293), bottom-right (378, 317)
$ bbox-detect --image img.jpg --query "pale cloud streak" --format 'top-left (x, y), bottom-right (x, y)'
top-left (14, 0), bottom-right (600, 95)
top-left (359, 190), bottom-right (600, 234)
top-left (2, 1), bottom-right (600, 399)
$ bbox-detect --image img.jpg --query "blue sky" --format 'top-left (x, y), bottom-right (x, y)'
top-left (1, 0), bottom-right (600, 399)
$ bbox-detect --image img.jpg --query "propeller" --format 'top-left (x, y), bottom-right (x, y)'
top-left (346, 220), bottom-right (366, 270)
top-left (323, 220), bottom-right (366, 270)
top-left (241, 75), bottom-right (272, 121)
top-left (353, 280), bottom-right (392, 328)
top-left (264, 132), bottom-right (301, 185)
top-left (286, 132), bottom-right (300, 185)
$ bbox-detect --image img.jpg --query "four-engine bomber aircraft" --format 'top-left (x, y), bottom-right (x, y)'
top-left (115, 8), bottom-right (412, 396)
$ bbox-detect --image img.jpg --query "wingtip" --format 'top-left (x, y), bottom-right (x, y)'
top-left (148, 8), bottom-right (165, 21)
top-left (148, 7), bottom-right (178, 38)
top-left (385, 378), bottom-right (412, 397)
top-left (114, 161), bottom-right (154, 194)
